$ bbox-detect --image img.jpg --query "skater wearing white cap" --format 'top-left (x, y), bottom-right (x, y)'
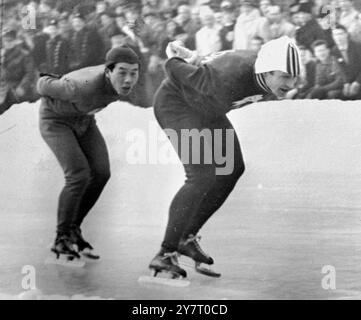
top-left (148, 36), bottom-right (301, 280)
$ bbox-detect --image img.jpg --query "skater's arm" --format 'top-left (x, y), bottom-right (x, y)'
top-left (37, 76), bottom-right (77, 101)
top-left (165, 57), bottom-right (211, 95)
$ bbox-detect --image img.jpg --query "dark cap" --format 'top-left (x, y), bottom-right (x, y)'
top-left (240, 0), bottom-right (255, 6)
top-left (99, 9), bottom-right (116, 18)
top-left (221, 0), bottom-right (235, 11)
top-left (105, 46), bottom-right (140, 67)
top-left (290, 1), bottom-right (313, 15)
top-left (72, 12), bottom-right (86, 20)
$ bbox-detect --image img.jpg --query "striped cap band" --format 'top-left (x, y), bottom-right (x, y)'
top-left (286, 43), bottom-right (300, 77)
top-left (255, 73), bottom-right (272, 93)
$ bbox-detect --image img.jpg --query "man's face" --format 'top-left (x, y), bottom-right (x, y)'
top-left (333, 28), bottom-right (349, 48)
top-left (116, 16), bottom-right (126, 28)
top-left (267, 7), bottom-right (282, 23)
top-left (291, 13), bottom-right (303, 26)
top-left (299, 48), bottom-right (311, 65)
top-left (259, 0), bottom-right (271, 15)
top-left (264, 71), bottom-right (297, 99)
top-left (201, 14), bottom-right (215, 27)
top-left (298, 12), bottom-right (312, 26)
top-left (72, 17), bottom-right (86, 32)
top-left (178, 5), bottom-right (191, 23)
top-left (47, 25), bottom-right (58, 38)
top-left (101, 14), bottom-right (113, 27)
top-left (314, 44), bottom-right (330, 62)
top-left (106, 62), bottom-right (139, 96)
top-left (240, 4), bottom-right (252, 14)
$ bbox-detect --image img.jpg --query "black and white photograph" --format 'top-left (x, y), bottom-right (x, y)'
top-left (0, 0), bottom-right (361, 304)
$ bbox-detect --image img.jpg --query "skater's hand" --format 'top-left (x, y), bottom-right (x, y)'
top-left (343, 83), bottom-right (351, 97)
top-left (15, 87), bottom-right (25, 98)
top-left (166, 41), bottom-right (198, 64)
top-left (349, 81), bottom-right (360, 97)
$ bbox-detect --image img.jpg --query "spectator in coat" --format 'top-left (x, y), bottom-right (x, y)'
top-left (219, 0), bottom-right (237, 50)
top-left (44, 19), bottom-right (71, 76)
top-left (332, 24), bottom-right (361, 99)
top-left (338, 0), bottom-right (361, 43)
top-left (69, 12), bottom-right (105, 71)
top-left (195, 7), bottom-right (222, 56)
top-left (291, 1), bottom-right (327, 50)
top-left (308, 39), bottom-right (344, 99)
top-left (0, 27), bottom-right (38, 115)
top-left (98, 11), bottom-right (120, 52)
top-left (255, 5), bottom-right (296, 43)
top-left (233, 0), bottom-right (261, 50)
top-left (174, 4), bottom-right (201, 50)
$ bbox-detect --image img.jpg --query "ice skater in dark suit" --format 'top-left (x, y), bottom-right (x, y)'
top-left (37, 46), bottom-right (140, 259)
top-left (148, 37), bottom-right (301, 278)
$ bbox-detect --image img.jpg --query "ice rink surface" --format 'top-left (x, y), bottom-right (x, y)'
top-left (1, 99), bottom-right (361, 300)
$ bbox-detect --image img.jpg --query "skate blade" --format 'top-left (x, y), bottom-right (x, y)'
top-left (180, 258), bottom-right (221, 278)
top-left (195, 264), bottom-right (221, 278)
top-left (45, 256), bottom-right (85, 268)
top-left (81, 249), bottom-right (100, 260)
top-left (138, 275), bottom-right (190, 287)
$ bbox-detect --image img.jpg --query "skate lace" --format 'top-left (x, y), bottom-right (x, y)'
top-left (187, 235), bottom-right (208, 257)
top-left (163, 252), bottom-right (180, 266)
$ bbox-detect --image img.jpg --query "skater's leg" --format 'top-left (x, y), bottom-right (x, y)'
top-left (40, 119), bottom-right (92, 235)
top-left (156, 113), bottom-right (218, 252)
top-left (73, 118), bottom-right (111, 227)
top-left (182, 116), bottom-right (245, 237)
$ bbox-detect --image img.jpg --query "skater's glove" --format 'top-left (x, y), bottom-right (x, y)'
top-left (166, 41), bottom-right (199, 65)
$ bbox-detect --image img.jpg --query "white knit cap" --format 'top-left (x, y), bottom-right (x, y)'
top-left (255, 36), bottom-right (301, 77)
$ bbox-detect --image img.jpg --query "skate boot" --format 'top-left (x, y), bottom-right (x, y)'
top-left (149, 250), bottom-right (187, 279)
top-left (45, 233), bottom-right (85, 267)
top-left (70, 226), bottom-right (99, 260)
top-left (178, 234), bottom-right (221, 278)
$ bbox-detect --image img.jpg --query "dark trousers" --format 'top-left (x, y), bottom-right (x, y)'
top-left (39, 108), bottom-right (110, 235)
top-left (154, 107), bottom-right (245, 252)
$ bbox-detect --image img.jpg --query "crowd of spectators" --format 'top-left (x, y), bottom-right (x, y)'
top-left (2, 0), bottom-right (361, 114)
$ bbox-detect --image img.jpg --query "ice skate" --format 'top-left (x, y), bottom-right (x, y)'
top-left (138, 251), bottom-right (190, 287)
top-left (45, 234), bottom-right (85, 268)
top-left (70, 226), bottom-right (100, 260)
top-left (178, 235), bottom-right (221, 278)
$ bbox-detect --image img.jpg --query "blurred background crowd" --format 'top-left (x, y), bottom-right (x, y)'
top-left (2, 0), bottom-right (361, 113)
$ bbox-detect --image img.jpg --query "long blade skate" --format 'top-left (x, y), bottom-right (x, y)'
top-left (179, 258), bottom-right (221, 278)
top-left (138, 269), bottom-right (190, 287)
top-left (45, 254), bottom-right (85, 268)
top-left (194, 262), bottom-right (221, 278)
top-left (80, 248), bottom-right (100, 260)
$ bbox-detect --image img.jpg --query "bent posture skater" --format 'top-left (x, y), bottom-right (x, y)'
top-left (149, 36), bottom-right (300, 278)
top-left (38, 46), bottom-right (140, 263)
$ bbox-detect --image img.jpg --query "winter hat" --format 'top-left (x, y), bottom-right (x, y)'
top-left (105, 46), bottom-right (140, 67)
top-left (255, 36), bottom-right (301, 77)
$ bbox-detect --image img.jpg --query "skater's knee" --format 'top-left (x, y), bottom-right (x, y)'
top-left (65, 166), bottom-right (91, 187)
top-left (233, 161), bottom-right (245, 179)
top-left (93, 169), bottom-right (111, 185)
